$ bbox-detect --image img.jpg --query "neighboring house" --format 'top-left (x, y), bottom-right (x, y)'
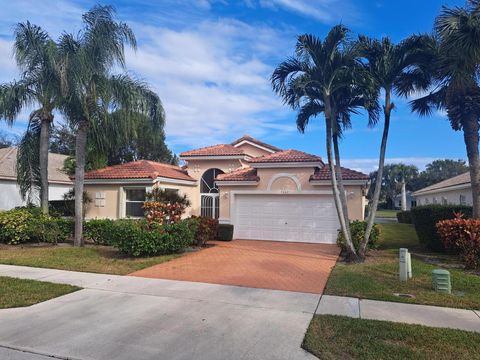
top-left (83, 135), bottom-right (369, 244)
top-left (0, 147), bottom-right (73, 210)
top-left (393, 191), bottom-right (416, 210)
top-left (413, 172), bottom-right (471, 206)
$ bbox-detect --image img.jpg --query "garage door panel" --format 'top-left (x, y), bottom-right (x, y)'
top-left (234, 194), bottom-right (340, 244)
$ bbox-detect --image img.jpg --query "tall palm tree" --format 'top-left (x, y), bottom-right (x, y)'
top-left (354, 35), bottom-right (431, 255)
top-left (393, 164), bottom-right (418, 210)
top-left (409, 1), bottom-right (480, 217)
top-left (271, 25), bottom-right (378, 261)
top-left (58, 5), bottom-right (165, 246)
top-left (0, 22), bottom-right (59, 214)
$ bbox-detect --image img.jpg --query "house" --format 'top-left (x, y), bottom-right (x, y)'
top-left (83, 135), bottom-right (369, 244)
top-left (0, 147), bottom-right (73, 210)
top-left (393, 191), bottom-right (416, 210)
top-left (413, 172), bottom-right (471, 206)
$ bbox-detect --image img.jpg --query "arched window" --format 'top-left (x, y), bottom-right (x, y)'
top-left (200, 168), bottom-right (224, 218)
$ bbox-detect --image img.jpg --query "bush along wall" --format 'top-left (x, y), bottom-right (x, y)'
top-left (217, 224), bottom-right (234, 241)
top-left (337, 220), bottom-right (380, 254)
top-left (411, 205), bottom-right (473, 252)
top-left (396, 210), bottom-right (412, 224)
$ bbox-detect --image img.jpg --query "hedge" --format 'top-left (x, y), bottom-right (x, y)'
top-left (411, 205), bottom-right (473, 251)
top-left (113, 220), bottom-right (194, 257)
top-left (337, 221), bottom-right (380, 253)
top-left (397, 210), bottom-right (412, 224)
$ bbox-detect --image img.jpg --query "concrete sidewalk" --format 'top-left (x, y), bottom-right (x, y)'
top-left (317, 295), bottom-right (480, 332)
top-left (0, 264), bottom-right (319, 360)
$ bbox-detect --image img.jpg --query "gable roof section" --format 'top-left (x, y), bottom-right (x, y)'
top-left (231, 135), bottom-right (282, 152)
top-left (0, 147), bottom-right (71, 184)
top-left (310, 166), bottom-right (369, 181)
top-left (248, 149), bottom-right (323, 164)
top-left (84, 160), bottom-right (194, 182)
top-left (179, 144), bottom-right (245, 158)
top-left (216, 167), bottom-right (259, 182)
top-left (413, 172), bottom-right (470, 195)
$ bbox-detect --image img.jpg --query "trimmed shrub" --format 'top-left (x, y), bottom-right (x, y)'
top-left (437, 217), bottom-right (480, 269)
top-left (113, 220), bottom-right (194, 257)
top-left (83, 219), bottom-right (121, 245)
top-left (186, 216), bottom-right (218, 247)
top-left (0, 208), bottom-right (73, 244)
top-left (217, 224), bottom-right (234, 241)
top-left (397, 210), bottom-right (412, 224)
top-left (411, 205), bottom-right (473, 251)
top-left (144, 188), bottom-right (190, 225)
top-left (337, 221), bottom-right (380, 253)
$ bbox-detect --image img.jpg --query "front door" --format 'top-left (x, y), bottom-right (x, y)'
top-left (200, 168), bottom-right (224, 219)
top-left (201, 194), bottom-right (220, 219)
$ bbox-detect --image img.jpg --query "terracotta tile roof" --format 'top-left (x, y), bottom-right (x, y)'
top-left (413, 172), bottom-right (470, 195)
top-left (84, 160), bottom-right (194, 181)
top-left (216, 167), bottom-right (259, 182)
top-left (180, 144), bottom-right (245, 157)
top-left (248, 149), bottom-right (323, 164)
top-left (0, 147), bottom-right (72, 184)
top-left (231, 135), bottom-right (282, 152)
top-left (310, 166), bottom-right (369, 181)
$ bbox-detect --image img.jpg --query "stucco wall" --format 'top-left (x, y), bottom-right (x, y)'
top-left (217, 168), bottom-right (366, 222)
top-left (234, 143), bottom-right (272, 158)
top-left (415, 187), bottom-right (472, 206)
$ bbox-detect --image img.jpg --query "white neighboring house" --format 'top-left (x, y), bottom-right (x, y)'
top-left (393, 191), bottom-right (416, 210)
top-left (0, 147), bottom-right (73, 210)
top-left (413, 172), bottom-right (471, 206)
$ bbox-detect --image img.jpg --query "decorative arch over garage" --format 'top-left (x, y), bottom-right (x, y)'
top-left (267, 173), bottom-right (302, 192)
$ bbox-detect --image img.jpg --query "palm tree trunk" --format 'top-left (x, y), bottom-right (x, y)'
top-left (401, 180), bottom-right (407, 211)
top-left (333, 134), bottom-right (352, 240)
top-left (463, 117), bottom-right (480, 218)
top-left (359, 91), bottom-right (392, 257)
top-left (74, 120), bottom-right (88, 247)
top-left (324, 100), bottom-right (357, 260)
top-left (39, 118), bottom-right (50, 215)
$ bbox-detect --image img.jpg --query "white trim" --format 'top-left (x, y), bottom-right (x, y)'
top-left (267, 173), bottom-right (301, 191)
top-left (232, 140), bottom-right (276, 153)
top-left (216, 181), bottom-right (258, 186)
top-left (249, 161), bottom-right (322, 168)
top-left (179, 155), bottom-right (248, 161)
top-left (155, 176), bottom-right (197, 186)
top-left (413, 183), bottom-right (470, 196)
top-left (310, 179), bottom-right (367, 186)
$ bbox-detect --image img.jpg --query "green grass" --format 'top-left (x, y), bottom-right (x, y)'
top-left (375, 210), bottom-right (399, 218)
top-left (0, 245), bottom-right (181, 275)
top-left (325, 223), bottom-right (480, 309)
top-left (0, 276), bottom-right (80, 309)
top-left (303, 315), bottom-right (480, 360)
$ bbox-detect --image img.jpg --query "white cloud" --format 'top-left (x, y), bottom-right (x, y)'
top-left (341, 157), bottom-right (441, 174)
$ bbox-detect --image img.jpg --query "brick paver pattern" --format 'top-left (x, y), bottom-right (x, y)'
top-left (130, 240), bottom-right (340, 294)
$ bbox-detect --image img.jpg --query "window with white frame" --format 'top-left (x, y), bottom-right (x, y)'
top-left (425, 198), bottom-right (429, 205)
top-left (125, 188), bottom-right (146, 217)
top-left (441, 196), bottom-right (448, 205)
top-left (433, 197), bottom-right (438, 204)
top-left (460, 194), bottom-right (467, 206)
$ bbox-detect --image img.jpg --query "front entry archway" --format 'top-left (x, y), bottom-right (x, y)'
top-left (200, 168), bottom-right (224, 218)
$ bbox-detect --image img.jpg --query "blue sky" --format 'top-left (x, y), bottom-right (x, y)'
top-left (0, 0), bottom-right (467, 173)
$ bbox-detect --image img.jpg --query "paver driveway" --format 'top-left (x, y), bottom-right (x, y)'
top-left (131, 240), bottom-right (340, 294)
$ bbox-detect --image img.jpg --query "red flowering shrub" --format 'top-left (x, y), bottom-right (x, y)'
top-left (187, 216), bottom-right (219, 247)
top-left (436, 217), bottom-right (480, 269)
top-left (144, 188), bottom-right (190, 225)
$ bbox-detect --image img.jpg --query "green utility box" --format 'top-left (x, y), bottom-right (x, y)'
top-left (432, 269), bottom-right (451, 294)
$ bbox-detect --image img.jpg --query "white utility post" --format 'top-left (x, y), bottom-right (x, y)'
top-left (407, 252), bottom-right (412, 279)
top-left (399, 248), bottom-right (409, 282)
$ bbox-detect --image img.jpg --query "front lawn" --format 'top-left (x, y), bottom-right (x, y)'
top-left (325, 223), bottom-right (480, 309)
top-left (303, 315), bottom-right (480, 360)
top-left (0, 245), bottom-right (181, 275)
top-left (0, 276), bottom-right (80, 309)
top-left (375, 209), bottom-right (398, 218)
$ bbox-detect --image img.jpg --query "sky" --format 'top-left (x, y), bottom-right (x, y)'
top-left (0, 0), bottom-right (468, 173)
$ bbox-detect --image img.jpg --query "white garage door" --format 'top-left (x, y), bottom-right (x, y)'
top-left (234, 194), bottom-right (340, 244)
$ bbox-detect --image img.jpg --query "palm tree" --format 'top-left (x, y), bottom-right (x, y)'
top-left (354, 35), bottom-right (432, 255)
top-left (0, 22), bottom-right (59, 214)
top-left (58, 5), bottom-right (165, 246)
top-left (271, 26), bottom-right (378, 261)
top-left (392, 164), bottom-right (418, 211)
top-left (409, 1), bottom-right (480, 217)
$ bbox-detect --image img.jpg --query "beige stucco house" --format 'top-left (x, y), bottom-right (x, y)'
top-left (413, 172), bottom-right (472, 206)
top-left (83, 135), bottom-right (368, 244)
